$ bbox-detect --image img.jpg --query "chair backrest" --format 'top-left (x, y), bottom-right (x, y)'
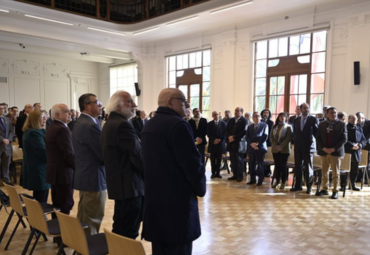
top-left (340, 153), bottom-right (351, 171)
top-left (287, 149), bottom-right (295, 164)
top-left (4, 183), bottom-right (24, 216)
top-left (54, 210), bottom-right (90, 255)
top-left (313, 153), bottom-right (322, 168)
top-left (104, 228), bottom-right (146, 255)
top-left (265, 147), bottom-right (273, 161)
top-left (21, 195), bottom-right (50, 235)
top-left (12, 144), bottom-right (23, 161)
top-left (360, 149), bottom-right (368, 166)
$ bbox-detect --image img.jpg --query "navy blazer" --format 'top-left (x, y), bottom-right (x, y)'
top-left (101, 112), bottom-right (144, 200)
top-left (262, 119), bottom-right (273, 146)
top-left (206, 120), bottom-right (226, 154)
top-left (141, 107), bottom-right (206, 244)
top-left (188, 117), bottom-right (208, 146)
top-left (72, 113), bottom-right (106, 192)
top-left (225, 116), bottom-right (248, 151)
top-left (246, 122), bottom-right (268, 153)
top-left (293, 115), bottom-right (319, 153)
top-left (345, 123), bottom-right (366, 162)
top-left (316, 120), bottom-right (348, 157)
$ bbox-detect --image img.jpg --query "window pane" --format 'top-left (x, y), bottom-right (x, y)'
top-left (256, 60), bottom-right (267, 78)
top-left (311, 73), bottom-right (325, 93)
top-left (177, 71), bottom-right (184, 77)
top-left (203, 50), bottom-right (211, 66)
top-left (300, 33), bottom-right (311, 54)
top-left (298, 94), bottom-right (306, 105)
top-left (277, 76), bottom-right (285, 95)
top-left (177, 55), bottom-right (183, 69)
top-left (299, 75), bottom-right (307, 94)
top-left (278, 37), bottom-right (288, 57)
top-left (190, 97), bottom-right (199, 110)
top-left (310, 94), bottom-right (324, 114)
top-left (190, 84), bottom-right (200, 97)
top-left (255, 78), bottom-right (266, 96)
top-left (178, 85), bottom-right (188, 99)
top-left (277, 95), bottom-right (285, 113)
top-left (169, 56), bottom-right (176, 71)
top-left (255, 97), bottom-right (266, 113)
top-left (289, 35), bottom-right (300, 55)
top-left (203, 82), bottom-right (210, 96)
top-left (202, 96), bottom-right (210, 111)
top-left (196, 52), bottom-right (202, 67)
top-left (256, 40), bottom-right (267, 59)
top-left (189, 53), bottom-right (196, 68)
top-left (290, 95), bottom-right (298, 113)
top-left (268, 59), bottom-right (279, 67)
top-left (169, 84), bottom-right (176, 88)
top-left (312, 52), bottom-right (326, 73)
top-left (203, 66), bottom-right (210, 82)
top-left (194, 68), bottom-right (202, 75)
top-left (202, 111), bottom-right (210, 120)
top-left (270, 77), bottom-right (277, 95)
top-left (169, 71), bottom-right (176, 84)
top-left (290, 75), bottom-right (298, 94)
top-left (297, 55), bottom-right (310, 63)
top-left (313, 31), bottom-right (327, 52)
top-left (269, 96), bottom-right (277, 114)
top-left (269, 39), bottom-right (278, 58)
top-left (183, 54), bottom-right (189, 69)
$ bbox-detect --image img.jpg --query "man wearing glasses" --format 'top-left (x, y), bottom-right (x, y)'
top-left (72, 93), bottom-right (107, 235)
top-left (0, 105), bottom-right (12, 185)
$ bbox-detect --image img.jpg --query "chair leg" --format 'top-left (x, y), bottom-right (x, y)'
top-left (56, 240), bottom-right (65, 255)
top-left (361, 168), bottom-right (365, 190)
top-left (366, 168), bottom-right (370, 187)
top-left (29, 230), bottom-right (42, 255)
top-left (0, 209), bottom-right (15, 244)
top-left (18, 213), bottom-right (27, 228)
top-left (315, 171), bottom-right (322, 196)
top-left (22, 228), bottom-right (35, 255)
top-left (4, 216), bottom-right (22, 250)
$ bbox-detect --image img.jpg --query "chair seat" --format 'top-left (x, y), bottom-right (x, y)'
top-left (87, 233), bottom-right (108, 255)
top-left (47, 219), bottom-right (61, 236)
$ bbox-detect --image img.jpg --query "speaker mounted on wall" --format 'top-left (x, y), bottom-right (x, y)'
top-left (354, 61), bottom-right (360, 85)
top-left (135, 82), bottom-right (141, 96)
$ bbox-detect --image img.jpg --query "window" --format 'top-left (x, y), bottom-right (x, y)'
top-left (166, 49), bottom-right (211, 119)
top-left (110, 63), bottom-right (138, 98)
top-left (254, 31), bottom-right (327, 120)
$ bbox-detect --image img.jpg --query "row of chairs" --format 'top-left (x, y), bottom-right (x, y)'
top-left (0, 184), bottom-right (146, 255)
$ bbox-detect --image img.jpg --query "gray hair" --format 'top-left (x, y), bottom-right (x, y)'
top-left (105, 91), bottom-right (126, 115)
top-left (50, 104), bottom-right (63, 120)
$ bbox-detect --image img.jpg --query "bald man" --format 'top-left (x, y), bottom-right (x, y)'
top-left (15, 103), bottom-right (33, 148)
top-left (45, 104), bottom-right (75, 215)
top-left (141, 88), bottom-right (206, 255)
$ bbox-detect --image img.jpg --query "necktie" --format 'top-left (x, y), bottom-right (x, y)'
top-left (0, 117), bottom-right (6, 133)
top-left (301, 117), bottom-right (306, 131)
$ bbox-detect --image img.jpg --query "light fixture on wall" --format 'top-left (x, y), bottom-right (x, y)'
top-left (166, 15), bottom-right (199, 26)
top-left (24, 14), bottom-right (73, 26)
top-left (210, 0), bottom-right (253, 14)
top-left (87, 27), bottom-right (126, 36)
top-left (0, 9), bottom-right (9, 13)
top-left (133, 26), bottom-right (159, 36)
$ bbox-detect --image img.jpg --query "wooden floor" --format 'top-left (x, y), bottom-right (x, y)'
top-left (2, 165), bottom-right (370, 255)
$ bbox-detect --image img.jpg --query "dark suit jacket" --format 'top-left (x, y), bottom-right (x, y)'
top-left (206, 120), bottom-right (226, 154)
top-left (316, 120), bottom-right (347, 157)
top-left (131, 117), bottom-right (145, 138)
top-left (188, 117), bottom-right (208, 146)
top-left (72, 113), bottom-right (106, 192)
top-left (345, 123), bottom-right (366, 162)
top-left (67, 118), bottom-right (77, 131)
top-left (45, 120), bottom-right (75, 185)
top-left (246, 122), bottom-right (268, 153)
top-left (141, 107), bottom-right (206, 244)
top-left (0, 116), bottom-right (13, 155)
top-left (293, 115), bottom-right (319, 153)
top-left (15, 114), bottom-right (27, 148)
top-left (225, 116), bottom-right (248, 151)
top-left (101, 112), bottom-right (144, 200)
top-left (262, 119), bottom-right (274, 146)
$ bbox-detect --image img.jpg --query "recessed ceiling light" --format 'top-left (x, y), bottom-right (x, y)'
top-left (166, 16), bottom-right (199, 26)
top-left (0, 9), bottom-right (9, 13)
top-left (210, 0), bottom-right (253, 14)
top-left (25, 14), bottom-right (73, 26)
top-left (133, 26), bottom-right (159, 36)
top-left (87, 27), bottom-right (125, 36)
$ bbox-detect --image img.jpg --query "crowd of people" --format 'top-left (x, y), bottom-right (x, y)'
top-left (0, 90), bottom-right (369, 254)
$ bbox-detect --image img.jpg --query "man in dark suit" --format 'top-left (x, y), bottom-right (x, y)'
top-left (288, 106), bottom-right (301, 125)
top-left (261, 108), bottom-right (274, 177)
top-left (101, 91), bottom-right (144, 239)
top-left (291, 103), bottom-right (319, 193)
top-left (246, 111), bottom-right (268, 186)
top-left (15, 103), bottom-right (33, 149)
top-left (316, 106), bottom-right (347, 199)
top-left (189, 108), bottom-right (208, 165)
top-left (67, 109), bottom-right (77, 131)
top-left (226, 107), bottom-right (248, 182)
top-left (207, 111), bottom-right (227, 178)
top-left (45, 104), bottom-right (75, 215)
top-left (141, 88), bottom-right (206, 255)
top-left (72, 93), bottom-right (107, 235)
top-left (131, 110), bottom-right (144, 138)
top-left (0, 105), bottom-right (13, 184)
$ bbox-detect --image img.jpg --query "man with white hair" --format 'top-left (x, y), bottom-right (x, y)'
top-left (45, 104), bottom-right (75, 215)
top-left (101, 91), bottom-right (144, 239)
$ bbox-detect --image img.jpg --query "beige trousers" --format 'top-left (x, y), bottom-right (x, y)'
top-left (321, 154), bottom-right (342, 192)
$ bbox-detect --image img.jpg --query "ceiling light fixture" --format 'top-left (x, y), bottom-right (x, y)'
top-left (87, 27), bottom-right (125, 36)
top-left (24, 14), bottom-right (73, 26)
top-left (166, 15), bottom-right (199, 26)
top-left (210, 0), bottom-right (253, 14)
top-left (0, 9), bottom-right (9, 13)
top-left (133, 26), bottom-right (159, 36)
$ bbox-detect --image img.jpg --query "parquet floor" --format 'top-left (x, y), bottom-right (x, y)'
top-left (2, 165), bottom-right (370, 255)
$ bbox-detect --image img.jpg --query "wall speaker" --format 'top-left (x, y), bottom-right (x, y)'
top-left (354, 61), bottom-right (360, 85)
top-left (135, 82), bottom-right (141, 96)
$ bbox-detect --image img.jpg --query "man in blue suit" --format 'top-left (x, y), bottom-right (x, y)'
top-left (72, 93), bottom-right (107, 235)
top-left (246, 111), bottom-right (269, 186)
top-left (141, 88), bottom-right (206, 255)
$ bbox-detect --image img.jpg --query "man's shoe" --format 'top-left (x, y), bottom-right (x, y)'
top-left (317, 190), bottom-right (329, 196)
top-left (331, 192), bottom-right (338, 199)
top-left (257, 182), bottom-right (263, 186)
top-left (236, 178), bottom-right (243, 182)
top-left (352, 186), bottom-right (360, 191)
top-left (290, 187), bottom-right (303, 192)
top-left (210, 174), bottom-right (216, 179)
top-left (247, 181), bottom-right (256, 185)
top-left (228, 176), bottom-right (237, 180)
top-left (216, 174), bottom-right (222, 178)
top-left (306, 189), bottom-right (312, 194)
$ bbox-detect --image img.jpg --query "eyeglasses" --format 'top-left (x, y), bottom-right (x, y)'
top-left (171, 97), bottom-right (187, 103)
top-left (87, 100), bottom-right (102, 106)
top-left (253, 115), bottom-right (261, 118)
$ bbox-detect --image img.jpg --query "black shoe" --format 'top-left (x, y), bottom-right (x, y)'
top-left (306, 189), bottom-right (312, 194)
top-left (265, 173), bottom-right (271, 177)
top-left (216, 174), bottom-right (222, 178)
top-left (339, 188), bottom-right (344, 191)
top-left (247, 181), bottom-right (256, 185)
top-left (210, 174), bottom-right (216, 179)
top-left (290, 187), bottom-right (303, 192)
top-left (352, 186), bottom-right (360, 191)
top-left (331, 192), bottom-right (338, 199)
top-left (317, 190), bottom-right (329, 196)
top-left (236, 178), bottom-right (243, 182)
top-left (257, 182), bottom-right (263, 186)
top-left (228, 176), bottom-right (237, 180)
